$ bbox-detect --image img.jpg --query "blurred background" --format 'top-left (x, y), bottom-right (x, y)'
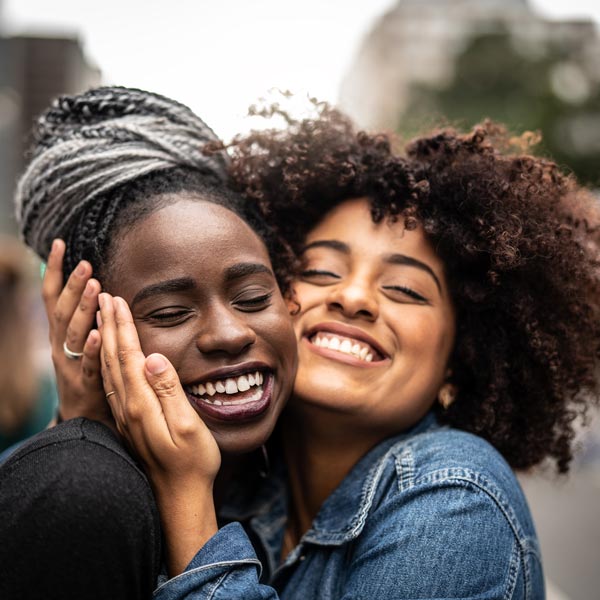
top-left (0, 1), bottom-right (598, 598)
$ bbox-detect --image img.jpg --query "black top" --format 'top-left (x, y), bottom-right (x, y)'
top-left (0, 418), bottom-right (162, 600)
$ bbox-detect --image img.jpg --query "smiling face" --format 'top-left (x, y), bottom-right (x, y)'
top-left (292, 197), bottom-right (455, 438)
top-left (104, 195), bottom-right (297, 454)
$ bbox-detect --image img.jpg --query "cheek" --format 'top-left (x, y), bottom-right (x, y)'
top-left (135, 324), bottom-right (189, 367)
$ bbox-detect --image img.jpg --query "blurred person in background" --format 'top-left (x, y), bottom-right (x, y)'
top-left (0, 237), bottom-right (57, 452)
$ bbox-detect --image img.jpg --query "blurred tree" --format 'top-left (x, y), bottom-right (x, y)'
top-left (400, 27), bottom-right (600, 186)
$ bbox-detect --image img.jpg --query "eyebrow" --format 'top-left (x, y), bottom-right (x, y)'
top-left (131, 277), bottom-right (196, 308)
top-left (224, 262), bottom-right (274, 281)
top-left (303, 239), bottom-right (442, 293)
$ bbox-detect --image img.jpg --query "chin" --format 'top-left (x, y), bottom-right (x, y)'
top-left (211, 416), bottom-right (276, 456)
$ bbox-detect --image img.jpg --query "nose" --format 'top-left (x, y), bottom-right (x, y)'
top-left (326, 276), bottom-right (379, 321)
top-left (195, 304), bottom-right (256, 356)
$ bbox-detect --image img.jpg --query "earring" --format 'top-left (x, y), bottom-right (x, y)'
top-left (438, 383), bottom-right (457, 410)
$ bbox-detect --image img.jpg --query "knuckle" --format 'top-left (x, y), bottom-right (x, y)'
top-left (53, 308), bottom-right (66, 325)
top-left (117, 348), bottom-right (136, 366)
top-left (125, 402), bottom-right (144, 422)
top-left (152, 377), bottom-right (179, 397)
top-left (177, 420), bottom-right (198, 438)
top-left (65, 325), bottom-right (81, 345)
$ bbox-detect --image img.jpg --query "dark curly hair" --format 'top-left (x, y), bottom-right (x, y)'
top-left (228, 104), bottom-right (600, 473)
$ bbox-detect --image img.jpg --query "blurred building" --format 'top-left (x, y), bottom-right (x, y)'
top-left (340, 0), bottom-right (599, 129)
top-left (0, 28), bottom-right (101, 234)
top-left (339, 0), bottom-right (600, 186)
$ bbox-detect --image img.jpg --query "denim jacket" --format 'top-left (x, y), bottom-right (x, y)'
top-left (155, 413), bottom-right (544, 599)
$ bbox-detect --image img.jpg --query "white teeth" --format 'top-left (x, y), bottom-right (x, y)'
top-left (188, 370), bottom-right (266, 402)
top-left (328, 337), bottom-right (340, 350)
top-left (311, 333), bottom-right (379, 363)
top-left (340, 340), bottom-right (352, 353)
top-left (237, 375), bottom-right (250, 392)
top-left (213, 400), bottom-right (222, 405)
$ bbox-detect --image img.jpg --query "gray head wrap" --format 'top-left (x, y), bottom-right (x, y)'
top-left (15, 86), bottom-right (228, 260)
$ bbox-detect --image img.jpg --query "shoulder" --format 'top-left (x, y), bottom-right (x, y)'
top-left (0, 417), bottom-right (157, 523)
top-left (384, 425), bottom-right (527, 505)
top-left (362, 423), bottom-right (542, 552)
top-left (0, 418), bottom-right (162, 599)
top-left (351, 426), bottom-right (544, 598)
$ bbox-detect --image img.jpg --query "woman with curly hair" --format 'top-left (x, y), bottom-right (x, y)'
top-left (44, 104), bottom-right (598, 599)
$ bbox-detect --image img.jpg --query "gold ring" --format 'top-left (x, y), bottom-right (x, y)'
top-left (63, 341), bottom-right (84, 360)
top-left (105, 391), bottom-right (116, 399)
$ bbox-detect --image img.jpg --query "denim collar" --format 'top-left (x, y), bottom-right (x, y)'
top-left (219, 411), bottom-right (440, 550)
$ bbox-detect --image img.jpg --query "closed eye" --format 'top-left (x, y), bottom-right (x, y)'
top-left (382, 285), bottom-right (428, 303)
top-left (234, 292), bottom-right (273, 311)
top-left (144, 308), bottom-right (194, 325)
top-left (301, 269), bottom-right (341, 283)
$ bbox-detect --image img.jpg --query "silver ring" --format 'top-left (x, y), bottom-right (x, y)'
top-left (105, 391), bottom-right (116, 399)
top-left (63, 340), bottom-right (84, 360)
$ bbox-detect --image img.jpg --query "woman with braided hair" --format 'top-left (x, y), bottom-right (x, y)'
top-left (8, 93), bottom-right (600, 599)
top-left (0, 86), bottom-right (297, 600)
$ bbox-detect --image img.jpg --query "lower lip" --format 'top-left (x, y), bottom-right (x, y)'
top-left (302, 337), bottom-right (388, 368)
top-left (186, 374), bottom-right (274, 422)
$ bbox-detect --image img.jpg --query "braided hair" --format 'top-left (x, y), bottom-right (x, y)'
top-left (14, 87), bottom-right (293, 292)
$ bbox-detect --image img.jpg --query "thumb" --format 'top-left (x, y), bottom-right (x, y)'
top-left (144, 354), bottom-right (194, 420)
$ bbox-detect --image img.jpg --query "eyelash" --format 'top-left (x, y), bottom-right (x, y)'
top-left (383, 285), bottom-right (428, 303)
top-left (147, 309), bottom-right (192, 323)
top-left (236, 292), bottom-right (273, 309)
top-left (301, 269), bottom-right (341, 279)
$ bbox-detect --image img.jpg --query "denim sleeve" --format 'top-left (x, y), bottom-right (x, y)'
top-left (153, 523), bottom-right (279, 600)
top-left (342, 479), bottom-right (537, 600)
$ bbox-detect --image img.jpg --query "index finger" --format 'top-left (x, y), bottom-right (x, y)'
top-left (41, 239), bottom-right (65, 320)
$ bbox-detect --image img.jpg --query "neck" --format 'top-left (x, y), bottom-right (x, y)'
top-left (280, 401), bottom-right (383, 541)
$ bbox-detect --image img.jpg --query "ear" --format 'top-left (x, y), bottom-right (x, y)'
top-left (285, 288), bottom-right (301, 316)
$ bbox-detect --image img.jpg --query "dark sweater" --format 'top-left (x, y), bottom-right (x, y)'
top-left (0, 418), bottom-right (161, 600)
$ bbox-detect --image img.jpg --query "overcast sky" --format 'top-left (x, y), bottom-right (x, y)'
top-left (2, 0), bottom-right (599, 139)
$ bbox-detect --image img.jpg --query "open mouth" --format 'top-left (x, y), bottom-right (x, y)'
top-left (307, 329), bottom-right (386, 364)
top-left (186, 370), bottom-right (266, 406)
top-left (184, 367), bottom-right (274, 422)
top-left (185, 371), bottom-right (265, 406)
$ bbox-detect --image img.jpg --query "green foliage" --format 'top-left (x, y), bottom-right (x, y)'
top-left (400, 27), bottom-right (600, 186)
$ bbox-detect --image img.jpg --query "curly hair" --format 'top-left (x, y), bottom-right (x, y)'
top-left (228, 105), bottom-right (600, 473)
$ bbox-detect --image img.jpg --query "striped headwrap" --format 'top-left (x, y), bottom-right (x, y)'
top-left (15, 86), bottom-right (228, 265)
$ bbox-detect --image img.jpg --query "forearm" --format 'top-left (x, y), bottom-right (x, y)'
top-left (154, 481), bottom-right (219, 577)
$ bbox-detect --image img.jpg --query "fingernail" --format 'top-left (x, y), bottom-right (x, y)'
top-left (51, 239), bottom-right (59, 253)
top-left (84, 280), bottom-right (95, 297)
top-left (96, 311), bottom-right (103, 327)
top-left (146, 354), bottom-right (168, 375)
top-left (75, 262), bottom-right (86, 276)
top-left (98, 293), bottom-right (107, 309)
